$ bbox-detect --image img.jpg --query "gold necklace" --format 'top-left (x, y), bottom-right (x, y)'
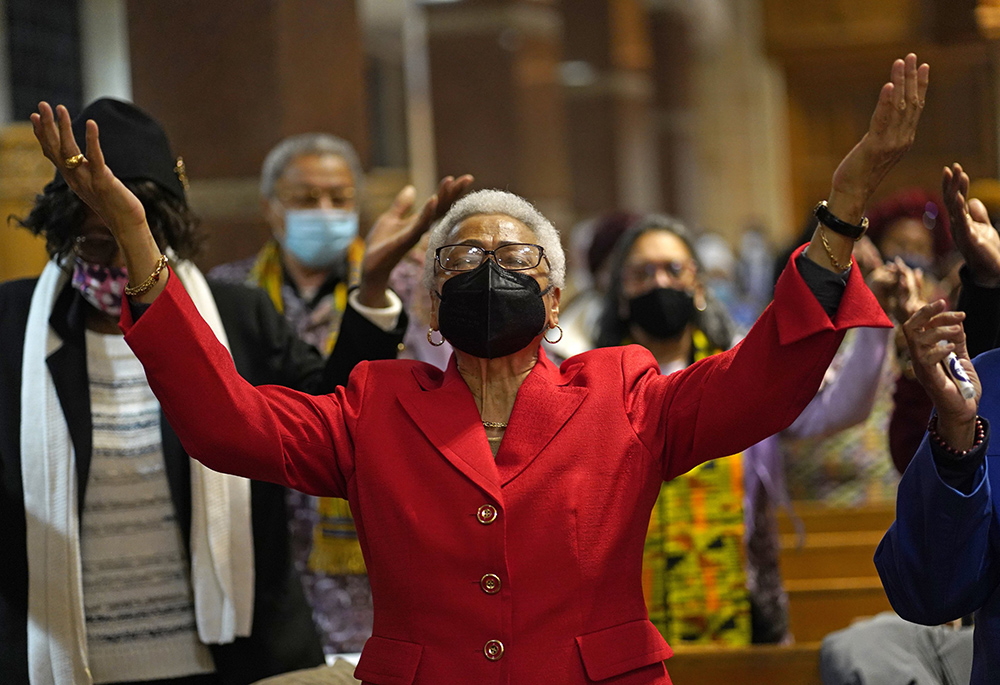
top-left (482, 420), bottom-right (508, 429)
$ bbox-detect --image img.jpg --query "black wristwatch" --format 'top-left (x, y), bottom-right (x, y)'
top-left (814, 200), bottom-right (868, 241)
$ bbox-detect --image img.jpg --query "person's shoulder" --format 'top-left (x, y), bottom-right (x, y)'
top-left (207, 277), bottom-right (268, 302)
top-left (973, 348), bottom-right (1000, 378)
top-left (560, 344), bottom-right (658, 381)
top-left (207, 256), bottom-right (256, 283)
top-left (361, 358), bottom-right (447, 388)
top-left (564, 344), bottom-right (655, 366)
top-left (0, 277), bottom-right (41, 309)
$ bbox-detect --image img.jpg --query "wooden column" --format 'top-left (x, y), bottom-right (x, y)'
top-left (126, 0), bottom-right (369, 270)
top-left (560, 0), bottom-right (660, 217)
top-left (424, 0), bottom-right (573, 229)
top-left (647, 5), bottom-right (694, 221)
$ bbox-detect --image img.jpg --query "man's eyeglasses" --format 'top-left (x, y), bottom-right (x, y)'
top-left (435, 243), bottom-right (546, 272)
top-left (276, 186), bottom-right (356, 209)
top-left (73, 234), bottom-right (119, 264)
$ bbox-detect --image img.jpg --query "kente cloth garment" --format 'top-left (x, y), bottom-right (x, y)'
top-left (781, 327), bottom-right (901, 505)
top-left (643, 329), bottom-right (751, 646)
top-left (209, 238), bottom-right (371, 654)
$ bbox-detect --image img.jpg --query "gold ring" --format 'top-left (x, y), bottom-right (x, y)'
top-left (64, 154), bottom-right (85, 169)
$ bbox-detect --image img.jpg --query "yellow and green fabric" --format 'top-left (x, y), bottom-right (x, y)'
top-left (641, 329), bottom-right (751, 645)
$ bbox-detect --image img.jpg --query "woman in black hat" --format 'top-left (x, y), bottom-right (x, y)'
top-left (0, 98), bottom-right (464, 685)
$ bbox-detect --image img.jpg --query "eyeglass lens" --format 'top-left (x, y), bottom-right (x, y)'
top-left (626, 260), bottom-right (693, 284)
top-left (278, 186), bottom-right (356, 208)
top-left (74, 234), bottom-right (119, 263)
top-left (437, 243), bottom-right (544, 271)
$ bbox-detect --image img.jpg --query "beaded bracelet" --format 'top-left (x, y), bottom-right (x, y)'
top-left (927, 414), bottom-right (985, 458)
top-left (124, 254), bottom-right (169, 297)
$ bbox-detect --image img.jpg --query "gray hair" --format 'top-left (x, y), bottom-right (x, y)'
top-left (422, 189), bottom-right (566, 289)
top-left (259, 133), bottom-right (364, 199)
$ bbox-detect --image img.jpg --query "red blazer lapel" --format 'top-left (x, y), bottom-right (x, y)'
top-left (495, 350), bottom-right (588, 486)
top-left (397, 357), bottom-right (502, 501)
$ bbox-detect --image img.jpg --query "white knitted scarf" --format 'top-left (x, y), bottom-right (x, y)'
top-left (21, 257), bottom-right (254, 685)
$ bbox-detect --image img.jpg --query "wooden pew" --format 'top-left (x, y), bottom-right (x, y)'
top-left (779, 530), bottom-right (884, 581)
top-left (775, 501), bottom-right (897, 642)
top-left (667, 643), bottom-right (823, 685)
top-left (776, 501), bottom-right (895, 536)
top-left (786, 577), bottom-right (893, 642)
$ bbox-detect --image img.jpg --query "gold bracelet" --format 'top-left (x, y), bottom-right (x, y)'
top-left (819, 226), bottom-right (853, 271)
top-left (124, 254), bottom-right (169, 297)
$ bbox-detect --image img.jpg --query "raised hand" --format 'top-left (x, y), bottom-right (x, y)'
top-left (903, 300), bottom-right (981, 449)
top-left (807, 55), bottom-right (930, 273)
top-left (31, 102), bottom-right (165, 301)
top-left (30, 102), bottom-right (147, 236)
top-left (830, 54), bottom-right (930, 216)
top-left (357, 174), bottom-right (474, 307)
top-left (942, 162), bottom-right (1000, 287)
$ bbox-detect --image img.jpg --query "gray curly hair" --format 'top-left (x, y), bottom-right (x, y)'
top-left (259, 133), bottom-right (364, 199)
top-left (422, 189), bottom-right (566, 289)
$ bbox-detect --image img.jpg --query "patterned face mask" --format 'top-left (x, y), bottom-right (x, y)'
top-left (71, 257), bottom-right (129, 318)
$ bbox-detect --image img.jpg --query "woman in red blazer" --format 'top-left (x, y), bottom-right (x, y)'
top-left (33, 54), bottom-right (925, 685)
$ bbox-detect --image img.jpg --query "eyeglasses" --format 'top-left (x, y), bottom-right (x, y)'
top-left (435, 243), bottom-right (547, 272)
top-left (275, 185), bottom-right (356, 209)
top-left (623, 259), bottom-right (696, 286)
top-left (73, 234), bottom-right (119, 264)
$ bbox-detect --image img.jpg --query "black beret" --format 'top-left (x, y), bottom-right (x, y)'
top-left (51, 98), bottom-right (187, 201)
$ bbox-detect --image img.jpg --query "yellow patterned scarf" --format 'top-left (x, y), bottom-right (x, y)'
top-left (641, 329), bottom-right (751, 645)
top-left (247, 239), bottom-right (368, 575)
top-left (248, 238), bottom-right (364, 355)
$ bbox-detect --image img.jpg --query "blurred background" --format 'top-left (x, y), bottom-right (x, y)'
top-left (0, 0), bottom-right (998, 283)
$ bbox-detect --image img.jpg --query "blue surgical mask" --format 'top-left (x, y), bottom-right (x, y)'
top-left (282, 208), bottom-right (359, 269)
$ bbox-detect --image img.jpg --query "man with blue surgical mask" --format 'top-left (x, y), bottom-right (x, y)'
top-left (211, 133), bottom-right (366, 355)
top-left (210, 134), bottom-right (395, 657)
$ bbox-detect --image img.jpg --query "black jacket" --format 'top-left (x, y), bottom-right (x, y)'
top-left (958, 265), bottom-right (1000, 359)
top-left (0, 276), bottom-right (405, 684)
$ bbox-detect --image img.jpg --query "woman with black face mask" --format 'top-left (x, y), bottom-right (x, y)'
top-left (594, 218), bottom-right (751, 648)
top-left (595, 216), bottom-right (733, 367)
top-left (34, 53), bottom-right (926, 685)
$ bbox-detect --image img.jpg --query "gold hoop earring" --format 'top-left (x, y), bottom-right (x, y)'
top-left (427, 328), bottom-right (445, 347)
top-left (543, 324), bottom-right (563, 344)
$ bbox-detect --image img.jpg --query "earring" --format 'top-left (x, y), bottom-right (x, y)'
top-left (695, 294), bottom-right (707, 312)
top-left (427, 328), bottom-right (445, 347)
top-left (543, 324), bottom-right (563, 344)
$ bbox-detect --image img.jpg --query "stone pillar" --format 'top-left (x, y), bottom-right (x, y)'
top-left (647, 2), bottom-right (695, 222)
top-left (125, 0), bottom-right (369, 270)
top-left (424, 0), bottom-right (573, 230)
top-left (561, 0), bottom-right (660, 217)
top-left (0, 124), bottom-right (55, 282)
top-left (649, 0), bottom-right (792, 243)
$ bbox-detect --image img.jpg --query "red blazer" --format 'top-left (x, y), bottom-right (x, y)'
top-left (122, 251), bottom-right (889, 685)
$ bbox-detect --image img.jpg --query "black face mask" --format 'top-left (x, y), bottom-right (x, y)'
top-left (627, 287), bottom-right (696, 340)
top-left (437, 260), bottom-right (549, 359)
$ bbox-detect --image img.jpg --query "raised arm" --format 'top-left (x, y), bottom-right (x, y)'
top-left (32, 103), bottom-right (168, 303)
top-left (943, 162), bottom-right (1000, 356)
top-left (805, 54), bottom-right (929, 273)
top-left (875, 302), bottom-right (998, 623)
top-left (630, 56), bottom-right (926, 478)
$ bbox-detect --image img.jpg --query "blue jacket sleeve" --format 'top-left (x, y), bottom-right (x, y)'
top-left (874, 424), bottom-right (999, 625)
